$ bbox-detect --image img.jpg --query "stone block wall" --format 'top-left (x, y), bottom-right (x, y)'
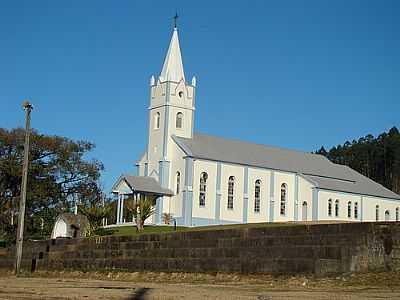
top-left (0, 222), bottom-right (399, 275)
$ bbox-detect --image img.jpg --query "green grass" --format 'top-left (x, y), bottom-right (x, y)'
top-left (104, 222), bottom-right (300, 237)
top-left (104, 225), bottom-right (187, 236)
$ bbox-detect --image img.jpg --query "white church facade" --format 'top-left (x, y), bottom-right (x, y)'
top-left (112, 25), bottom-right (400, 227)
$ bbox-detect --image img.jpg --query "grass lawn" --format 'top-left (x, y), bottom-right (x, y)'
top-left (104, 225), bottom-right (187, 236)
top-left (104, 222), bottom-right (301, 237)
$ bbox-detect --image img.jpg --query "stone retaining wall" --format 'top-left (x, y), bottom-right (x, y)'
top-left (1, 222), bottom-right (399, 275)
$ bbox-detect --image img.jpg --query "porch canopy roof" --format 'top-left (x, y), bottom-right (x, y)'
top-left (112, 174), bottom-right (174, 196)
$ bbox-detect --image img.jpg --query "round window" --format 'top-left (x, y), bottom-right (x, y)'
top-left (178, 91), bottom-right (183, 98)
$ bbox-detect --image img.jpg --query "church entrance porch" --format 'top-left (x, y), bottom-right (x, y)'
top-left (110, 175), bottom-right (173, 226)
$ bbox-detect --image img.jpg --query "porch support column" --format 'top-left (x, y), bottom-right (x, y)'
top-left (115, 193), bottom-right (119, 224)
top-left (120, 194), bottom-right (125, 223)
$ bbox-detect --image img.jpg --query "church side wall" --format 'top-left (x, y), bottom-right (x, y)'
top-left (220, 163), bottom-right (245, 222)
top-left (273, 171), bottom-right (295, 222)
top-left (298, 176), bottom-right (314, 221)
top-left (317, 190), bottom-right (400, 222)
top-left (192, 159), bottom-right (217, 223)
top-left (190, 160), bottom-right (314, 225)
top-left (362, 196), bottom-right (400, 222)
top-left (247, 168), bottom-right (271, 223)
top-left (318, 190), bottom-right (362, 222)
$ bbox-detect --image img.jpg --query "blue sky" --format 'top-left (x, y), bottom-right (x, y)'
top-left (1, 1), bottom-right (399, 192)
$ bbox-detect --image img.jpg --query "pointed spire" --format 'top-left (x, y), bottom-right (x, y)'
top-left (160, 27), bottom-right (185, 82)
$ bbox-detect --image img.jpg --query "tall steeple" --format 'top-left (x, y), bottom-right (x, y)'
top-left (159, 27), bottom-right (185, 82)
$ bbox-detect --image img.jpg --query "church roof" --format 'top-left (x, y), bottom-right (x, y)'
top-left (172, 133), bottom-right (400, 200)
top-left (159, 28), bottom-right (185, 82)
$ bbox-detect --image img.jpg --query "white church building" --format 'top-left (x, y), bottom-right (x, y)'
top-left (112, 25), bottom-right (400, 227)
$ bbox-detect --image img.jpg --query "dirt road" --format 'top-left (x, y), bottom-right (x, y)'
top-left (0, 271), bottom-right (399, 299)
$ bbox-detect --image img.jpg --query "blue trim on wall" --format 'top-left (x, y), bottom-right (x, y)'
top-left (144, 163), bottom-right (148, 176)
top-left (215, 162), bottom-right (222, 223)
top-left (269, 171), bottom-right (275, 222)
top-left (183, 157), bottom-right (194, 226)
top-left (243, 167), bottom-right (249, 223)
top-left (360, 196), bottom-right (364, 222)
top-left (294, 174), bottom-right (299, 221)
top-left (312, 188), bottom-right (319, 221)
top-left (162, 82), bottom-right (171, 158)
top-left (157, 160), bottom-right (170, 224)
top-left (191, 86), bottom-right (196, 138)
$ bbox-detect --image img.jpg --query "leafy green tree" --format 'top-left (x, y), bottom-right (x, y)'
top-left (78, 202), bottom-right (111, 236)
top-left (317, 126), bottom-right (400, 194)
top-left (0, 127), bottom-right (104, 242)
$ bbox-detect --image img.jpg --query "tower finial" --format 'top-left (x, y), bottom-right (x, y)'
top-left (173, 12), bottom-right (178, 29)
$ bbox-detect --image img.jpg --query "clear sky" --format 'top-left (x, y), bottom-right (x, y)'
top-left (1, 0), bottom-right (399, 192)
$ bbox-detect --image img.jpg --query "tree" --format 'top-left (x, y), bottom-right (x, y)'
top-left (316, 126), bottom-right (400, 194)
top-left (0, 127), bottom-right (104, 242)
top-left (125, 195), bottom-right (156, 231)
top-left (78, 202), bottom-right (111, 236)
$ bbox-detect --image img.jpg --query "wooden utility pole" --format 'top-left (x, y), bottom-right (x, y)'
top-left (15, 100), bottom-right (33, 275)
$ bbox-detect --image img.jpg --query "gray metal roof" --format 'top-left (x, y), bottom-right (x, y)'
top-left (120, 175), bottom-right (174, 196)
top-left (173, 133), bottom-right (400, 200)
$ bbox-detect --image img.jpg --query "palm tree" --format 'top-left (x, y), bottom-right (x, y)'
top-left (126, 194), bottom-right (156, 231)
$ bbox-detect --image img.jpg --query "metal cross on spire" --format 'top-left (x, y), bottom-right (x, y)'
top-left (173, 12), bottom-right (179, 28)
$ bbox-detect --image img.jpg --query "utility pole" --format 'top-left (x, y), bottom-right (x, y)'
top-left (15, 100), bottom-right (33, 275)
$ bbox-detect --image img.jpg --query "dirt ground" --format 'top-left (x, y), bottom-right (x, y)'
top-left (0, 270), bottom-right (400, 300)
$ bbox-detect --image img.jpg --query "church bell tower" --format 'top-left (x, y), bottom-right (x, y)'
top-left (146, 23), bottom-right (196, 181)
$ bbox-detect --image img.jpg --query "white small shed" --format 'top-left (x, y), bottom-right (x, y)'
top-left (51, 213), bottom-right (89, 239)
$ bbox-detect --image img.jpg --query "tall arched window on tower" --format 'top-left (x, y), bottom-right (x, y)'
top-left (335, 200), bottom-right (339, 217)
top-left (328, 199), bottom-right (333, 216)
top-left (376, 205), bottom-right (379, 221)
top-left (176, 112), bottom-right (183, 129)
top-left (154, 112), bottom-right (160, 129)
top-left (227, 176), bottom-right (235, 209)
top-left (199, 172), bottom-right (208, 207)
top-left (280, 183), bottom-right (287, 216)
top-left (347, 201), bottom-right (352, 218)
top-left (254, 180), bottom-right (261, 213)
top-left (175, 172), bottom-right (180, 195)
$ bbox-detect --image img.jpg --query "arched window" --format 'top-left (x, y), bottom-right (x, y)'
top-left (280, 183), bottom-right (287, 216)
top-left (354, 202), bottom-right (358, 219)
top-left (199, 172), bottom-right (208, 207)
top-left (254, 180), bottom-right (261, 213)
top-left (154, 112), bottom-right (160, 129)
top-left (396, 207), bottom-right (399, 221)
top-left (385, 210), bottom-right (390, 221)
top-left (175, 172), bottom-right (180, 195)
top-left (176, 112), bottom-right (183, 129)
top-left (328, 199), bottom-right (332, 216)
top-left (335, 200), bottom-right (339, 217)
top-left (376, 205), bottom-right (379, 221)
top-left (227, 176), bottom-right (235, 209)
top-left (347, 201), bottom-right (352, 218)
top-left (302, 201), bottom-right (308, 221)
